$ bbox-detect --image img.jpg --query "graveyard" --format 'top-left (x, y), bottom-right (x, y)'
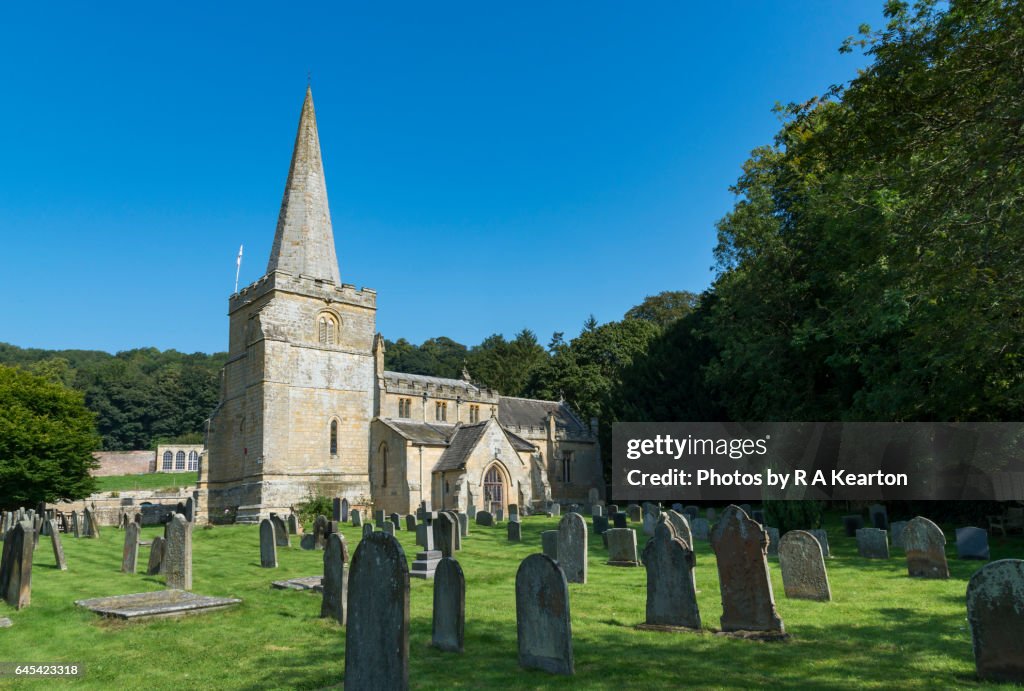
top-left (2, 507), bottom-right (1022, 689)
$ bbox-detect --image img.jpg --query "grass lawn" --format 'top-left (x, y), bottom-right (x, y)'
top-left (3, 513), bottom-right (1021, 689)
top-left (93, 472), bottom-right (198, 493)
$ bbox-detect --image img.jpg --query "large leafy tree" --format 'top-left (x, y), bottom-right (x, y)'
top-left (0, 365), bottom-right (100, 508)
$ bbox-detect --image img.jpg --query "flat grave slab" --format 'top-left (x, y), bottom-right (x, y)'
top-left (75, 590), bottom-right (241, 621)
top-left (271, 576), bottom-right (324, 593)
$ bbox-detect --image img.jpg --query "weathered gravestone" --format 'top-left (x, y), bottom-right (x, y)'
top-left (165, 514), bottom-right (192, 590)
top-left (361, 524), bottom-right (373, 539)
top-left (639, 523), bottom-right (700, 630)
top-left (710, 505), bottom-right (784, 634)
top-left (458, 512), bottom-right (468, 537)
top-left (515, 554), bottom-right (573, 675)
top-left (445, 511), bottom-right (461, 551)
top-left (541, 530), bottom-right (558, 560)
top-left (613, 512), bottom-right (628, 529)
top-left (287, 513), bottom-right (300, 535)
top-left (549, 502), bottom-right (561, 517)
top-left (627, 505), bottom-right (642, 523)
top-left (351, 509), bottom-right (362, 527)
top-left (373, 509), bottom-right (385, 527)
top-left (842, 514), bottom-right (864, 537)
top-left (382, 522), bottom-right (395, 537)
top-left (966, 559), bottom-right (1024, 683)
top-left (344, 532), bottom-right (409, 691)
top-left (642, 507), bottom-right (659, 537)
top-left (956, 527), bottom-right (990, 560)
top-left (890, 520), bottom-right (909, 549)
top-left (1, 521), bottom-right (33, 609)
top-left (390, 513), bottom-right (402, 532)
top-left (778, 530), bottom-right (831, 601)
top-left (47, 519), bottom-right (67, 571)
top-left (766, 527), bottom-right (780, 557)
top-left (903, 516), bottom-right (949, 579)
top-left (591, 504), bottom-right (603, 518)
top-left (84, 507), bottom-right (100, 538)
top-left (432, 557), bottom-right (465, 653)
top-left (508, 521), bottom-right (522, 543)
top-left (147, 537), bottom-right (166, 575)
top-left (593, 514), bottom-right (609, 535)
top-left (321, 533), bottom-right (346, 625)
top-left (260, 519), bottom-right (277, 568)
top-left (869, 504), bottom-right (889, 530)
top-left (666, 510), bottom-right (693, 550)
top-left (271, 514), bottom-right (290, 547)
top-left (314, 515), bottom-right (329, 550)
top-left (122, 522), bottom-right (141, 574)
top-left (558, 513), bottom-right (588, 584)
top-left (605, 528), bottom-right (640, 567)
top-left (809, 529), bottom-right (831, 557)
top-left (607, 504), bottom-right (619, 515)
top-left (434, 512), bottom-right (458, 558)
top-left (333, 497), bottom-right (342, 522)
top-left (691, 518), bottom-right (710, 542)
top-left (406, 515), bottom-right (417, 532)
top-left (856, 528), bottom-right (890, 559)
top-left (70, 511), bottom-right (80, 538)
top-left (476, 511), bottom-right (494, 527)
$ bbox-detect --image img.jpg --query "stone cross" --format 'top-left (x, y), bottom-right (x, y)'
top-left (778, 530), bottom-right (831, 601)
top-left (321, 533), bottom-right (346, 625)
top-left (122, 522), bottom-right (141, 574)
top-left (966, 559), bottom-right (1024, 683)
top-left (710, 505), bottom-right (784, 633)
top-left (165, 514), bottom-right (192, 590)
top-left (515, 554), bottom-right (573, 675)
top-left (641, 523), bottom-right (700, 629)
top-left (557, 513), bottom-right (587, 584)
top-left (431, 556), bottom-right (465, 653)
top-left (260, 519), bottom-right (278, 568)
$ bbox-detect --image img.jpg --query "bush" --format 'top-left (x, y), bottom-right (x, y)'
top-left (764, 500), bottom-right (822, 533)
top-left (296, 494), bottom-right (334, 525)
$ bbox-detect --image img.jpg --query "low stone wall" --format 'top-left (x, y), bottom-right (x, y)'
top-left (52, 488), bottom-right (195, 527)
top-left (92, 451), bottom-right (155, 476)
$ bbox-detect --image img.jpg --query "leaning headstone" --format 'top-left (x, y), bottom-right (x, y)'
top-left (710, 505), bottom-right (784, 634)
top-left (778, 531), bottom-right (831, 601)
top-left (766, 527), bottom-right (780, 557)
top-left (558, 513), bottom-right (588, 584)
top-left (691, 518), bottom-right (710, 542)
top-left (147, 537), bottom-right (166, 575)
top-left (956, 527), bottom-right (990, 561)
top-left (476, 511), bottom-right (494, 527)
top-left (47, 520), bottom-right (67, 571)
top-left (406, 514), bottom-right (417, 532)
top-left (351, 509), bottom-right (362, 527)
top-left (966, 559), bottom-right (1024, 683)
top-left (515, 554), bottom-right (573, 675)
top-left (260, 519), bottom-right (278, 568)
top-left (84, 507), bottom-right (100, 538)
top-left (432, 557), bottom-right (465, 653)
top-left (605, 528), bottom-right (640, 567)
top-left (165, 514), bottom-right (192, 590)
top-left (856, 528), bottom-right (890, 559)
top-left (344, 532), bottom-right (409, 690)
top-left (508, 521), bottom-right (522, 543)
top-left (627, 505), bottom-right (642, 523)
top-left (640, 523), bottom-right (700, 630)
top-left (809, 529), bottom-right (831, 557)
top-left (541, 530), bottom-right (558, 560)
top-left (903, 516), bottom-right (949, 579)
top-left (1, 521), bottom-right (34, 609)
top-left (122, 522), bottom-right (141, 574)
top-left (868, 504), bottom-right (889, 530)
top-left (70, 511), bottom-right (80, 538)
top-left (321, 533), bottom-right (346, 625)
top-left (890, 520), bottom-right (909, 549)
top-left (842, 514), bottom-right (864, 537)
top-left (434, 512), bottom-right (458, 558)
top-left (612, 512), bottom-right (628, 529)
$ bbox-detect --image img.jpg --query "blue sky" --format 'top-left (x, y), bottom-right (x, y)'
top-left (0, 1), bottom-right (886, 355)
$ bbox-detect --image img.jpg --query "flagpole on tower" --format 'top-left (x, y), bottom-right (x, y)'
top-left (234, 244), bottom-right (244, 294)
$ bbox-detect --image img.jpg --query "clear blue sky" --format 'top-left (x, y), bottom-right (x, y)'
top-left (0, 1), bottom-right (886, 355)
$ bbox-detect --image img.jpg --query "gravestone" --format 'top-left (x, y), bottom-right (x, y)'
top-left (84, 507), bottom-right (100, 538)
top-left (287, 513), bottom-right (300, 535)
top-left (591, 505), bottom-right (603, 518)
top-left (778, 530), bottom-right (831, 601)
top-left (314, 515), bottom-right (328, 550)
top-left (706, 507), bottom-right (717, 522)
top-left (869, 504), bottom-right (889, 530)
top-left (165, 514), bottom-right (192, 590)
top-left (691, 518), bottom-right (710, 542)
top-left (382, 522), bottom-right (395, 537)
top-left (476, 511), bottom-right (494, 527)
top-left (467, 503), bottom-right (477, 519)
top-left (613, 512), bottom-right (628, 529)
top-left (856, 528), bottom-right (890, 559)
top-left (71, 511), bottom-right (80, 538)
top-left (509, 504), bottom-right (519, 523)
top-left (558, 513), bottom-right (588, 584)
top-left (515, 554), bottom-right (573, 675)
top-left (434, 512), bottom-right (458, 558)
top-left (373, 509), bottom-right (385, 526)
top-left (666, 510), bottom-right (693, 550)
top-left (260, 519), bottom-right (278, 568)
top-left (416, 523), bottom-right (427, 549)
top-left (47, 519), bottom-right (67, 571)
top-left (809, 529), bottom-right (831, 557)
top-left (683, 506), bottom-right (699, 521)
top-left (122, 522), bottom-right (141, 574)
top-left (541, 530), bottom-right (558, 560)
top-left (966, 559), bottom-right (1024, 683)
top-left (842, 515), bottom-right (864, 537)
top-left (549, 503), bottom-right (561, 517)
top-left (956, 527), bottom-right (990, 560)
top-left (457, 513), bottom-right (468, 537)
top-left (361, 524), bottom-right (373, 539)
top-left (640, 523), bottom-right (700, 629)
top-left (1, 521), bottom-right (33, 609)
top-left (766, 527), bottom-right (780, 557)
top-left (608, 504), bottom-right (619, 515)
top-left (341, 498), bottom-right (350, 522)
top-left (605, 528), bottom-right (640, 567)
top-left (588, 488), bottom-right (599, 506)
top-left (710, 505), bottom-right (784, 634)
top-left (508, 521), bottom-right (522, 543)
top-left (593, 514), bottom-right (609, 535)
top-left (903, 516), bottom-right (949, 579)
top-left (321, 533), bottom-right (346, 625)
top-left (184, 497), bottom-right (194, 523)
top-left (344, 532), bottom-right (409, 691)
top-left (351, 509), bottom-right (362, 527)
top-left (406, 515), bottom-right (417, 532)
top-left (333, 497), bottom-right (342, 522)
top-left (627, 505), bottom-right (642, 523)
top-left (495, 508), bottom-right (504, 522)
top-left (890, 520), bottom-right (909, 549)
top-left (147, 537), bottom-right (166, 575)
top-left (432, 557), bottom-right (465, 653)
top-left (270, 514), bottom-right (290, 548)
top-left (300, 534), bottom-right (316, 549)
top-left (390, 513), bottom-right (402, 532)
top-left (642, 508), bottom-right (659, 537)
top-left (445, 511), bottom-right (462, 551)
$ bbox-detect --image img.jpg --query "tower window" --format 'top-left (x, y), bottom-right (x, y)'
top-left (561, 450), bottom-right (574, 484)
top-left (318, 314), bottom-right (338, 345)
top-left (435, 401), bottom-right (447, 422)
top-left (330, 420), bottom-right (338, 456)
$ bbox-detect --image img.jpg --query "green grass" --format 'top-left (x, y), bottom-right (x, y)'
top-left (93, 472), bottom-right (197, 493)
top-left (3, 514), bottom-right (1021, 690)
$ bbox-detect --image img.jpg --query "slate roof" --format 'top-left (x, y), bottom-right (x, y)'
top-left (376, 419), bottom-right (457, 445)
top-left (383, 370), bottom-right (480, 393)
top-left (498, 396), bottom-right (588, 435)
top-left (432, 421), bottom-right (491, 472)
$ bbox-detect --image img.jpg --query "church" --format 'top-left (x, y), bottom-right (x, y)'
top-left (196, 89), bottom-right (602, 523)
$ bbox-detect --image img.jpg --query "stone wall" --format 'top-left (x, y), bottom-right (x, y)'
top-left (91, 450), bottom-right (155, 476)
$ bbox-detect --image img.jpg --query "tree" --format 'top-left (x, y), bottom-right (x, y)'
top-left (625, 290), bottom-right (700, 327)
top-left (466, 330), bottom-right (548, 396)
top-left (0, 365), bottom-right (100, 508)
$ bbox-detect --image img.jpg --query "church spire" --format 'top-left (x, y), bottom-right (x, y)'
top-left (266, 87), bottom-right (341, 283)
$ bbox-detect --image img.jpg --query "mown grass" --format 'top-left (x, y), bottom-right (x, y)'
top-left (1, 513), bottom-right (1021, 690)
top-left (93, 472), bottom-right (197, 493)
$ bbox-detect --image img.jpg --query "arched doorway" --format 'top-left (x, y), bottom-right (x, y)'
top-left (482, 462), bottom-right (509, 514)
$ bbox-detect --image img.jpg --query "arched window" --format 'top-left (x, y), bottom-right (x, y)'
top-left (484, 465), bottom-right (503, 507)
top-left (435, 401), bottom-right (447, 422)
top-left (175, 451), bottom-right (186, 470)
top-left (380, 443), bottom-right (389, 487)
top-left (330, 420), bottom-right (338, 456)
top-left (188, 450), bottom-right (199, 471)
top-left (561, 450), bottom-right (574, 484)
top-left (318, 314), bottom-right (338, 345)
top-left (162, 451), bottom-right (173, 471)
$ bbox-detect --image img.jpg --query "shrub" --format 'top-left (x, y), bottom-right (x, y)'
top-left (296, 494), bottom-right (334, 525)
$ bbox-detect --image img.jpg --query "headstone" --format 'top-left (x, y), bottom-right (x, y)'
top-left (706, 507), bottom-right (717, 522)
top-left (690, 518), bottom-right (710, 541)
top-left (856, 528), bottom-right (890, 559)
top-left (903, 516), bottom-right (949, 579)
top-left (184, 497), bottom-right (194, 523)
top-left (47, 520), bottom-right (67, 571)
top-left (457, 512), bottom-right (468, 537)
top-left (778, 530), bottom-right (831, 601)
top-left (416, 523), bottom-right (427, 549)
top-left (842, 514), bottom-right (864, 537)
top-left (509, 504), bottom-right (520, 522)
top-left (373, 509), bottom-right (385, 527)
top-left (591, 505), bottom-right (603, 518)
top-left (683, 506), bottom-right (699, 521)
top-left (333, 497), bottom-right (342, 522)
top-left (766, 527), bottom-right (780, 557)
top-left (71, 511), bottom-right (80, 538)
top-left (557, 513), bottom-right (587, 584)
top-left (445, 511), bottom-right (462, 551)
top-left (640, 523), bottom-right (700, 629)
top-left (432, 557), bottom-right (465, 653)
top-left (495, 508), bottom-right (504, 522)
top-left (341, 498), bottom-right (350, 522)
top-left (868, 504), bottom-right (889, 530)
top-left (710, 505), bottom-right (784, 634)
top-left (607, 504), bottom-right (619, 515)
top-left (406, 514), bottom-right (417, 532)
top-left (287, 513), bottom-right (300, 535)
top-left (467, 503), bottom-right (476, 518)
top-left (361, 524), bottom-right (373, 539)
top-left (84, 507), bottom-right (100, 538)
top-left (321, 533), bottom-right (346, 625)
top-left (588, 488), bottom-right (599, 506)
top-left (382, 522), bottom-right (395, 537)
top-left (476, 511), bottom-right (494, 527)
top-left (1, 521), bottom-right (33, 609)
top-left (434, 512), bottom-right (458, 558)
top-left (147, 537), bottom-right (166, 575)
top-left (508, 521), bottom-right (522, 542)
top-left (642, 509), bottom-right (658, 537)
top-left (890, 520), bottom-right (909, 549)
top-left (314, 515), bottom-right (328, 550)
top-left (344, 532), bottom-right (409, 690)
top-left (612, 512), bottom-right (628, 529)
top-left (809, 529), bottom-right (831, 557)
top-left (270, 514), bottom-right (290, 547)
top-left (515, 554), bottom-right (573, 675)
top-left (165, 514), bottom-right (192, 590)
top-left (541, 530), bottom-right (558, 560)
top-left (627, 505), bottom-right (642, 522)
top-left (300, 534), bottom-right (316, 549)
top-left (549, 503), bottom-right (561, 517)
top-left (966, 559), bottom-right (1024, 683)
top-left (390, 513), bottom-right (402, 531)
top-left (122, 522), bottom-right (141, 574)
top-left (605, 528), bottom-right (640, 567)
top-left (351, 509), bottom-right (362, 527)
top-left (956, 527), bottom-right (990, 560)
top-left (260, 519), bottom-right (278, 568)
top-left (666, 510), bottom-right (693, 550)
top-left (593, 514), bottom-right (609, 535)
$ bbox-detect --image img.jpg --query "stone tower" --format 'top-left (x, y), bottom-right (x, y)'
top-left (199, 88), bottom-right (376, 523)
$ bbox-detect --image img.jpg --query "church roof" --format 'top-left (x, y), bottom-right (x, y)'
top-left (266, 87), bottom-right (341, 284)
top-left (432, 421), bottom-right (491, 472)
top-left (498, 396), bottom-right (589, 435)
top-left (383, 370), bottom-right (480, 393)
top-left (377, 419), bottom-right (456, 445)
